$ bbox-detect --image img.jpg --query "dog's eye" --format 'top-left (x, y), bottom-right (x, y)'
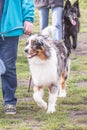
top-left (74, 10), bottom-right (76, 13)
top-left (40, 42), bottom-right (43, 46)
top-left (36, 42), bottom-right (43, 49)
top-left (70, 10), bottom-right (73, 13)
top-left (36, 42), bottom-right (41, 46)
top-left (36, 42), bottom-right (43, 46)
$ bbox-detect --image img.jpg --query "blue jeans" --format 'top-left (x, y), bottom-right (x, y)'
top-left (39, 7), bottom-right (63, 41)
top-left (0, 36), bottom-right (19, 106)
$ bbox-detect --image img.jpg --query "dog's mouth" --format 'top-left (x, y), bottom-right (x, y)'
top-left (27, 52), bottom-right (37, 59)
top-left (70, 17), bottom-right (77, 26)
top-left (71, 19), bottom-right (76, 26)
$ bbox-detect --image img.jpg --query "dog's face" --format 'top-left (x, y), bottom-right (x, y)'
top-left (64, 0), bottom-right (80, 26)
top-left (24, 34), bottom-right (52, 60)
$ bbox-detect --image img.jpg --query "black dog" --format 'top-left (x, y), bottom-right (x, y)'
top-left (63, 0), bottom-right (80, 54)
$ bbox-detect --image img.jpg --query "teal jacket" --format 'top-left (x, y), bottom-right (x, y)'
top-left (0, 0), bottom-right (34, 37)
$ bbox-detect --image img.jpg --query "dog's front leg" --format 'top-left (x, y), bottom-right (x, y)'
top-left (33, 86), bottom-right (47, 110)
top-left (47, 85), bottom-right (59, 114)
top-left (72, 34), bottom-right (77, 49)
top-left (64, 36), bottom-right (71, 53)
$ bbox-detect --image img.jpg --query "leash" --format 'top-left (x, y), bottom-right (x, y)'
top-left (28, 75), bottom-right (32, 93)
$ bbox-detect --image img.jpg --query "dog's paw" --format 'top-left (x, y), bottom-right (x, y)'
top-left (58, 90), bottom-right (66, 98)
top-left (37, 102), bottom-right (47, 110)
top-left (42, 102), bottom-right (47, 110)
top-left (72, 44), bottom-right (76, 49)
top-left (47, 107), bottom-right (56, 114)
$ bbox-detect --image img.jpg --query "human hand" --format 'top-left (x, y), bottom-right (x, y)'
top-left (24, 21), bottom-right (33, 35)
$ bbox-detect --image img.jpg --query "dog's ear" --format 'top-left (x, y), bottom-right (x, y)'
top-left (73, 0), bottom-right (80, 17)
top-left (64, 0), bottom-right (71, 10)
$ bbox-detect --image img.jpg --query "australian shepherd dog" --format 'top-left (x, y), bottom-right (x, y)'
top-left (24, 28), bottom-right (70, 113)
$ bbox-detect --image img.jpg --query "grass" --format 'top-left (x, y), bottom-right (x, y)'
top-left (0, 1), bottom-right (87, 130)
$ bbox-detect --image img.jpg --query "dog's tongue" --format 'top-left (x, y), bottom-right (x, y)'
top-left (28, 53), bottom-right (37, 58)
top-left (71, 19), bottom-right (76, 26)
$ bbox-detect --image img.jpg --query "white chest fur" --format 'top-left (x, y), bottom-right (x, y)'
top-left (28, 48), bottom-right (58, 87)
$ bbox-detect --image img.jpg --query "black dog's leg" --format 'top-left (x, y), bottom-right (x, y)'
top-left (72, 34), bottom-right (77, 49)
top-left (64, 36), bottom-right (71, 54)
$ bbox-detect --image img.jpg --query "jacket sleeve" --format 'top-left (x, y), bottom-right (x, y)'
top-left (21, 0), bottom-right (35, 23)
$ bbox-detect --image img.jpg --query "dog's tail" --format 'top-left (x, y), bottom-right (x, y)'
top-left (41, 26), bottom-right (53, 37)
top-left (42, 26), bottom-right (70, 56)
top-left (41, 26), bottom-right (59, 38)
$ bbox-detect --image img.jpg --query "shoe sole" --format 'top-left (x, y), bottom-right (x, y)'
top-left (5, 112), bottom-right (16, 115)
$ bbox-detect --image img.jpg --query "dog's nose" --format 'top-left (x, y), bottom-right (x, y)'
top-left (24, 48), bottom-right (28, 53)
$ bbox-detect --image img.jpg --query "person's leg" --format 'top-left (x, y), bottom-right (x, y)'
top-left (52, 7), bottom-right (63, 41)
top-left (39, 7), bottom-right (49, 31)
top-left (0, 36), bottom-right (19, 106)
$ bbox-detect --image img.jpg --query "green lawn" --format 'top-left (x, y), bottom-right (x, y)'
top-left (0, 1), bottom-right (87, 130)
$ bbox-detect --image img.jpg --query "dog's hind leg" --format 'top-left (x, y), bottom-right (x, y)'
top-left (59, 58), bottom-right (70, 97)
top-left (58, 71), bottom-right (67, 98)
top-left (33, 86), bottom-right (47, 110)
top-left (47, 85), bottom-right (59, 114)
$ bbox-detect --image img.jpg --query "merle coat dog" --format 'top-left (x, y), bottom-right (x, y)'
top-left (63, 0), bottom-right (80, 54)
